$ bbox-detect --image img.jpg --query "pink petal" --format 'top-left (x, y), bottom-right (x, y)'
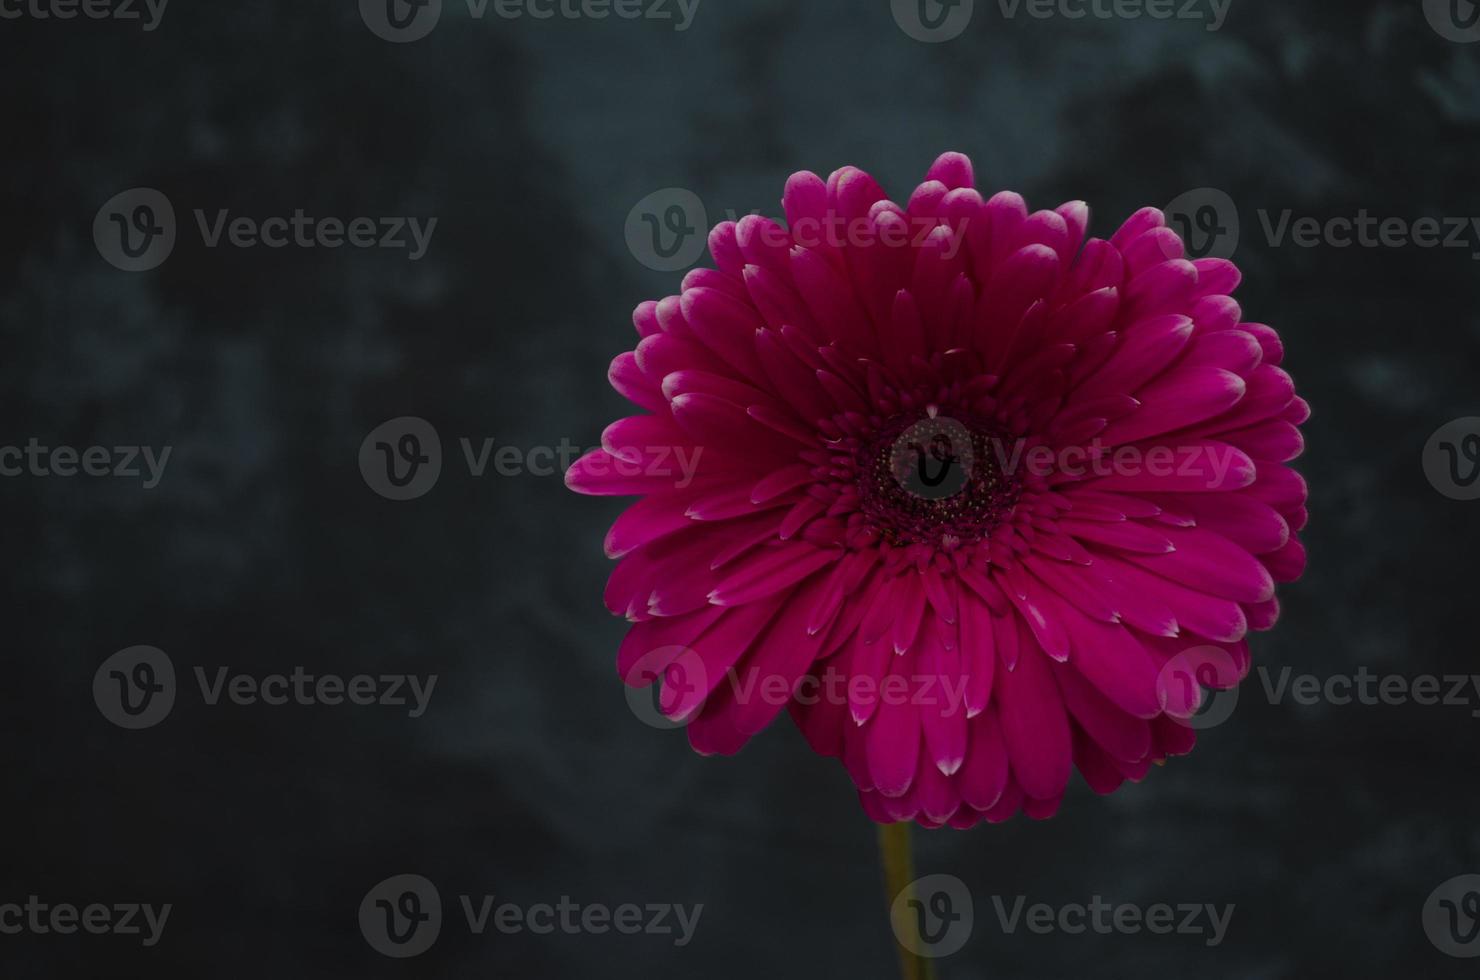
top-left (995, 644), bottom-right (1073, 801)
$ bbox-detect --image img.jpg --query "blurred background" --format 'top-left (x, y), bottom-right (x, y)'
top-left (3, 0), bottom-right (1479, 975)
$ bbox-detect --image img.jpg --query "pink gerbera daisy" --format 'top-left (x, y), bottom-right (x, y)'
top-left (569, 152), bottom-right (1308, 829)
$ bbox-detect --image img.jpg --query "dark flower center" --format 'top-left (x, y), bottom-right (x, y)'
top-left (857, 413), bottom-right (1021, 547)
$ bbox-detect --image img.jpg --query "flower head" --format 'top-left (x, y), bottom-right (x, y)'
top-left (569, 153), bottom-right (1308, 828)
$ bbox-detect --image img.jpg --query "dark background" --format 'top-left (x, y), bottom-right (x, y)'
top-left (3, 0), bottom-right (1478, 976)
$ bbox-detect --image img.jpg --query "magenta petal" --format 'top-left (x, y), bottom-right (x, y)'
top-left (919, 630), bottom-right (968, 776)
top-left (867, 696), bottom-right (922, 799)
top-left (605, 492), bottom-right (702, 558)
top-left (956, 709), bottom-right (1010, 811)
top-left (1126, 524), bottom-right (1276, 604)
top-left (925, 150), bottom-right (975, 190)
top-left (1056, 603), bottom-right (1163, 719)
top-left (1101, 367), bottom-right (1247, 444)
top-left (708, 543), bottom-right (837, 606)
top-left (995, 644), bottom-right (1073, 801)
top-left (1054, 660), bottom-right (1151, 764)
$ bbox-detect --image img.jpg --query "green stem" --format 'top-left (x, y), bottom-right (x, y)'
top-left (878, 821), bottom-right (938, 980)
